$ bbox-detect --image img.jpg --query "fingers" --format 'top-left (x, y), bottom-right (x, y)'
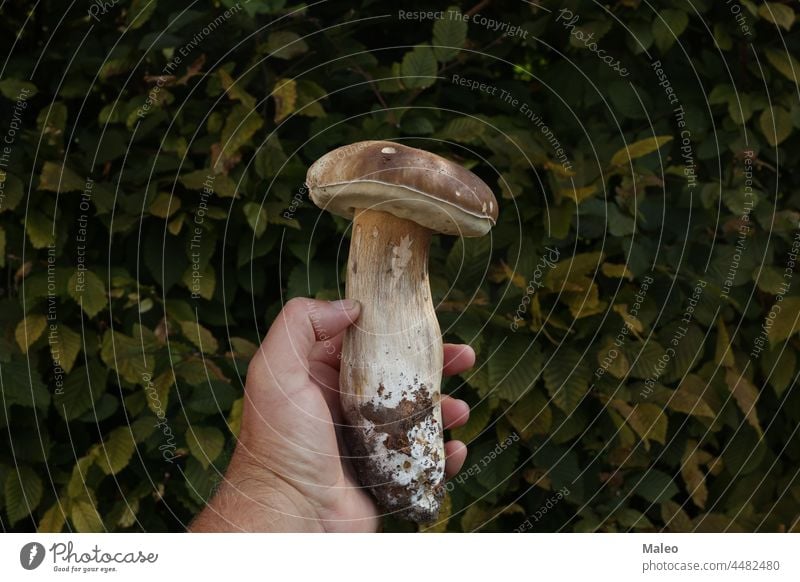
top-left (441, 395), bottom-right (470, 429)
top-left (252, 298), bottom-right (361, 381)
top-left (443, 344), bottom-right (475, 376)
top-left (444, 440), bottom-right (468, 478)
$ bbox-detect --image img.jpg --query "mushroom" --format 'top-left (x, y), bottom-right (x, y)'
top-left (306, 141), bottom-right (498, 522)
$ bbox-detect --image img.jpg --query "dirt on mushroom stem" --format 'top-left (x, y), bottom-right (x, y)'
top-left (340, 208), bottom-right (446, 523)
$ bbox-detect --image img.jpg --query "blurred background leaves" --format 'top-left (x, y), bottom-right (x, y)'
top-left (1, 0), bottom-right (799, 532)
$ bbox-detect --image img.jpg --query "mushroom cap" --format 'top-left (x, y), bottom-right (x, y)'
top-left (306, 141), bottom-right (498, 236)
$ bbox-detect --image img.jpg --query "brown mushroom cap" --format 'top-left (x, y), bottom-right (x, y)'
top-left (306, 141), bottom-right (498, 236)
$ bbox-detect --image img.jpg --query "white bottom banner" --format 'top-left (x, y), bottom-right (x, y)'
top-left (1, 534), bottom-right (798, 580)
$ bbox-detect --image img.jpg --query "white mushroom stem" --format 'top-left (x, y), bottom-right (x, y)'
top-left (340, 208), bottom-right (445, 523)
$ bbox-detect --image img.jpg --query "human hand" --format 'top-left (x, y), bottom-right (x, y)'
top-left (190, 298), bottom-right (474, 532)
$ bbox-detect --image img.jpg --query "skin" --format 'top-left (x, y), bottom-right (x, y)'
top-left (190, 298), bottom-right (473, 532)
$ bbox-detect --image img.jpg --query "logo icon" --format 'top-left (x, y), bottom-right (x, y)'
top-left (20, 542), bottom-right (46, 570)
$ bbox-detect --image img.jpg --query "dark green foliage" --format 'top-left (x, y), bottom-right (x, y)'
top-left (1, 0), bottom-right (799, 532)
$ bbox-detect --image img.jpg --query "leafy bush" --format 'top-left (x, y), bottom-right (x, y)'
top-left (1, 0), bottom-right (799, 532)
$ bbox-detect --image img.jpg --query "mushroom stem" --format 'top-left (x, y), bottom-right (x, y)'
top-left (341, 208), bottom-right (445, 523)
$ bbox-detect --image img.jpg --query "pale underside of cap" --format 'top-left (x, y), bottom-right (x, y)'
top-left (306, 141), bottom-right (498, 237)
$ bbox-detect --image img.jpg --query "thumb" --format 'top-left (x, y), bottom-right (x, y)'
top-left (251, 297), bottom-right (361, 382)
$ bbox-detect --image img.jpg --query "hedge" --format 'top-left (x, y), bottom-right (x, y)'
top-left (1, 0), bottom-right (799, 532)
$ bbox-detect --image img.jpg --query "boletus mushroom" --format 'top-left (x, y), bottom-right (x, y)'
top-left (306, 141), bottom-right (498, 522)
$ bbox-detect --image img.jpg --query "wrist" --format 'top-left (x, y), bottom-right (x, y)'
top-left (190, 448), bottom-right (324, 532)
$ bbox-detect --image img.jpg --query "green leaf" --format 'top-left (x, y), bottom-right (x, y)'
top-left (0, 172), bottom-right (24, 213)
top-left (183, 457), bottom-right (219, 503)
top-left (626, 469), bottom-right (678, 503)
top-left (488, 336), bottom-right (543, 401)
top-left (437, 116), bottom-right (486, 144)
top-left (506, 390), bottom-right (551, 438)
top-left (15, 314), bottom-right (47, 353)
top-left (70, 497), bottom-right (103, 532)
top-left (543, 349), bottom-right (591, 414)
top-left (24, 210), bottom-right (55, 248)
top-left (127, 0), bottom-right (158, 29)
top-left (0, 78), bottom-right (37, 99)
top-left (180, 170), bottom-right (237, 198)
top-left (652, 10), bottom-right (689, 52)
top-left (759, 3), bottom-right (795, 30)
top-left (0, 359), bottom-right (51, 410)
top-left (186, 426), bottom-right (225, 469)
top-left (451, 399), bottom-right (492, 443)
top-left (759, 106), bottom-right (792, 146)
top-left (5, 466), bottom-right (43, 525)
top-left (243, 202), bottom-right (268, 238)
top-left (96, 428), bottom-right (136, 475)
top-left (266, 31), bottom-right (309, 59)
top-left (765, 48), bottom-right (800, 82)
top-left (433, 8), bottom-right (468, 62)
top-left (54, 360), bottom-right (107, 421)
top-left (610, 136), bottom-right (673, 166)
top-left (68, 270), bottom-right (108, 317)
top-left (761, 346), bottom-right (795, 398)
top-left (180, 320), bottom-right (219, 354)
top-left (100, 329), bottom-right (156, 384)
top-left (219, 104), bottom-right (265, 158)
top-left (401, 45), bottom-right (438, 89)
top-left (38, 161), bottom-right (85, 192)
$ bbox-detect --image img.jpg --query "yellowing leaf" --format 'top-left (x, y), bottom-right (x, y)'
top-left (180, 320), bottom-right (219, 354)
top-left (715, 318), bottom-right (735, 367)
top-left (38, 161), bottom-right (85, 192)
top-left (613, 304), bottom-right (644, 334)
top-left (70, 497), bottom-right (103, 532)
top-left (759, 106), bottom-right (793, 146)
top-left (68, 270), bottom-right (108, 317)
top-left (49, 324), bottom-right (82, 374)
top-left (272, 78), bottom-right (297, 123)
top-left (545, 251), bottom-right (604, 291)
top-left (682, 440), bottom-right (713, 508)
top-left (609, 400), bottom-right (667, 449)
top-left (563, 282), bottom-right (607, 319)
top-left (765, 48), bottom-right (800, 81)
top-left (725, 368), bottom-right (762, 436)
top-left (186, 426), bottom-right (225, 469)
top-left (38, 502), bottom-right (66, 533)
top-left (228, 398), bottom-right (244, 437)
top-left (149, 192), bottom-right (181, 218)
top-left (610, 136), bottom-right (673, 167)
top-left (601, 263), bottom-right (634, 280)
top-left (759, 3), bottom-right (795, 30)
top-left (182, 263), bottom-right (216, 300)
top-left (96, 428), bottom-right (136, 476)
top-left (561, 184), bottom-right (597, 204)
top-left (15, 314), bottom-right (47, 353)
top-left (667, 375), bottom-right (715, 418)
top-left (218, 69), bottom-right (256, 109)
top-left (767, 297), bottom-right (800, 344)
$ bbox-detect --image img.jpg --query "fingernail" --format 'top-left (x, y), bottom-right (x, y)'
top-left (330, 299), bottom-right (359, 310)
